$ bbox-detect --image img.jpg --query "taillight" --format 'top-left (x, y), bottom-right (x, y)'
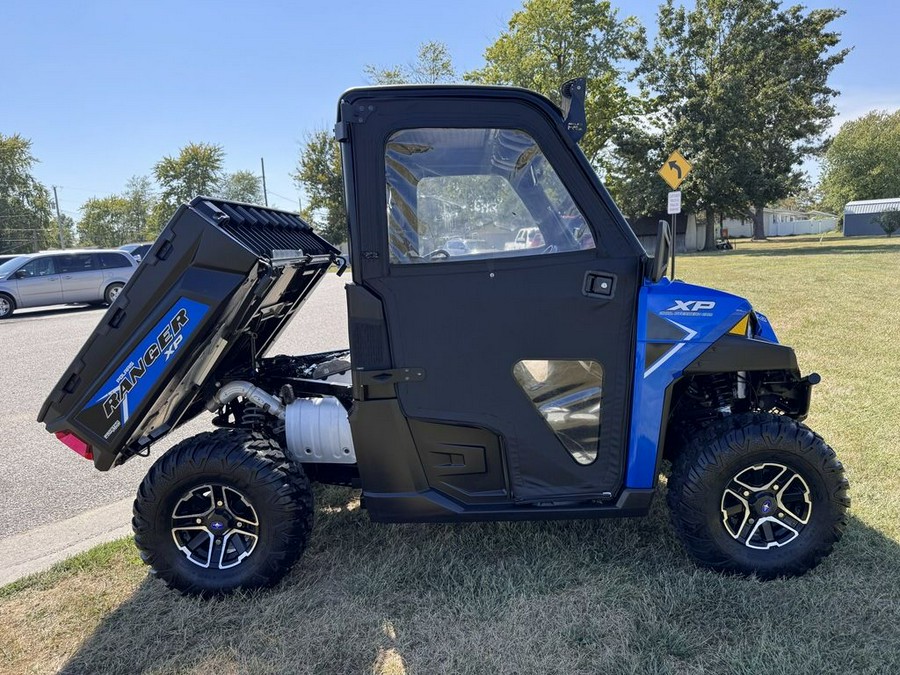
top-left (55, 431), bottom-right (93, 460)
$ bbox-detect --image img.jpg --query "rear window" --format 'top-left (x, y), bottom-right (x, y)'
top-left (99, 252), bottom-right (133, 269)
top-left (58, 253), bottom-right (97, 274)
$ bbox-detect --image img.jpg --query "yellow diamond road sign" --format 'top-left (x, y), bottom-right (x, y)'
top-left (659, 151), bottom-right (693, 190)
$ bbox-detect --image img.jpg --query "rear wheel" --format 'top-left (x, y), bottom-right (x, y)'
top-left (133, 430), bottom-right (313, 595)
top-left (104, 282), bottom-right (123, 304)
top-left (0, 293), bottom-right (15, 319)
top-left (667, 413), bottom-right (849, 578)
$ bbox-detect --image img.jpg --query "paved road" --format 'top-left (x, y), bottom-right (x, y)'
top-left (0, 273), bottom-right (349, 538)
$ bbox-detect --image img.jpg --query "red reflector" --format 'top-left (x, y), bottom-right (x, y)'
top-left (56, 431), bottom-right (93, 460)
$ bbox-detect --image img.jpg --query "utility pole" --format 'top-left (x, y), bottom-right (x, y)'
top-left (260, 158), bottom-right (269, 207)
top-left (52, 186), bottom-right (64, 248)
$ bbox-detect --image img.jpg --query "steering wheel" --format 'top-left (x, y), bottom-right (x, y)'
top-left (423, 248), bottom-right (451, 261)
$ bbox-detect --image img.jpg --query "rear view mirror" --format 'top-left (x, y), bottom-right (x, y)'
top-left (13, 269), bottom-right (28, 279)
top-left (652, 220), bottom-right (670, 282)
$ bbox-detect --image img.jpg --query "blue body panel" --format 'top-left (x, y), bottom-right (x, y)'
top-left (625, 279), bottom-right (772, 489)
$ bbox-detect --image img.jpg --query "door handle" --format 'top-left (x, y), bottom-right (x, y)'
top-left (583, 271), bottom-right (616, 299)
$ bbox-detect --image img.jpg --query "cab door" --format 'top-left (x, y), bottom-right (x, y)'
top-left (341, 88), bottom-right (646, 504)
top-left (12, 256), bottom-right (63, 308)
top-left (59, 253), bottom-right (103, 303)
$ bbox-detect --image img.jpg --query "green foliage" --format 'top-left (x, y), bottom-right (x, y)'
top-left (820, 110), bottom-right (900, 215)
top-left (221, 170), bottom-right (263, 204)
top-left (292, 130), bottom-right (347, 244)
top-left (0, 133), bottom-right (54, 254)
top-left (153, 142), bottom-right (225, 226)
top-left (365, 41), bottom-right (456, 84)
top-left (465, 0), bottom-right (644, 165)
top-left (875, 209), bottom-right (900, 237)
top-left (77, 175), bottom-right (156, 246)
top-left (610, 0), bottom-right (845, 246)
top-left (78, 196), bottom-right (135, 247)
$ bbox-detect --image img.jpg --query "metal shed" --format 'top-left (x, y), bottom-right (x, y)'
top-left (844, 198), bottom-right (900, 236)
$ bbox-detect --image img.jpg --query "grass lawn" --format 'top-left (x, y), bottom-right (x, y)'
top-left (2, 235), bottom-right (899, 675)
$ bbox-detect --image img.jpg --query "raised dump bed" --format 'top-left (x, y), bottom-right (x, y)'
top-left (38, 197), bottom-right (341, 470)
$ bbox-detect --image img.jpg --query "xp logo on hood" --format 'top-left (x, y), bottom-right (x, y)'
top-left (86, 298), bottom-right (210, 426)
top-left (666, 300), bottom-right (716, 312)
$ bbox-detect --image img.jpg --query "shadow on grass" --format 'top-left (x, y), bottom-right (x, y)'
top-left (60, 487), bottom-right (900, 675)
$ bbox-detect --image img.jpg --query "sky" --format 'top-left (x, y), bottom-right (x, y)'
top-left (3, 0), bottom-right (899, 220)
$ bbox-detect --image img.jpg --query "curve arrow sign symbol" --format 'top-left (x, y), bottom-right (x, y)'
top-left (668, 161), bottom-right (682, 180)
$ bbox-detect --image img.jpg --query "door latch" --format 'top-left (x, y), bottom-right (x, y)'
top-left (583, 271), bottom-right (616, 299)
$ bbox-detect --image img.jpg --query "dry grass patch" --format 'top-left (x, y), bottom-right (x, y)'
top-left (2, 235), bottom-right (899, 675)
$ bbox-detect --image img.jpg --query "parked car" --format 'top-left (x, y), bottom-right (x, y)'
top-left (120, 242), bottom-right (154, 262)
top-left (0, 249), bottom-right (137, 318)
top-left (505, 226), bottom-right (545, 250)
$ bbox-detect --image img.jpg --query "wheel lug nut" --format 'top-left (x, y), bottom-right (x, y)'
top-left (216, 501), bottom-right (223, 507)
top-left (743, 491), bottom-right (750, 497)
top-left (196, 518), bottom-right (202, 524)
top-left (237, 522), bottom-right (243, 528)
top-left (778, 512), bottom-right (785, 519)
top-left (749, 518), bottom-right (755, 523)
top-left (215, 539), bottom-right (222, 545)
top-left (773, 484), bottom-right (779, 491)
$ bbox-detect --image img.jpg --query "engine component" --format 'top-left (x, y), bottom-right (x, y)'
top-left (208, 381), bottom-right (285, 419)
top-left (285, 397), bottom-right (356, 464)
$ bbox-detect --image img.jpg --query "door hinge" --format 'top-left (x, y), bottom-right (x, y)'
top-left (355, 367), bottom-right (425, 386)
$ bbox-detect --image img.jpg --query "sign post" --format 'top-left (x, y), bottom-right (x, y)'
top-left (659, 151), bottom-right (693, 279)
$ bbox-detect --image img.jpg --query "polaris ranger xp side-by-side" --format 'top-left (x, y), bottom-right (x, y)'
top-left (38, 81), bottom-right (848, 594)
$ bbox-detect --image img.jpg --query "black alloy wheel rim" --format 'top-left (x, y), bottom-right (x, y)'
top-left (720, 462), bottom-right (813, 550)
top-left (170, 484), bottom-right (260, 569)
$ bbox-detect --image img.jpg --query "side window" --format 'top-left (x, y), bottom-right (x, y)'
top-left (99, 252), bottom-right (131, 269)
top-left (18, 257), bottom-right (56, 277)
top-left (58, 254), bottom-right (96, 274)
top-left (513, 360), bottom-right (604, 465)
top-left (385, 128), bottom-right (595, 264)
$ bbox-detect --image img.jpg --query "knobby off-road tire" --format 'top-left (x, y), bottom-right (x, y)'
top-left (133, 430), bottom-right (313, 595)
top-left (667, 412), bottom-right (849, 578)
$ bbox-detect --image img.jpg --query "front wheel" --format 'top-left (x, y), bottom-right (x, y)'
top-left (667, 413), bottom-right (849, 578)
top-left (133, 430), bottom-right (314, 595)
top-left (0, 293), bottom-right (14, 319)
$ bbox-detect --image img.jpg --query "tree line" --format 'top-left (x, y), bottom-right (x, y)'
top-left (5, 0), bottom-right (895, 254)
top-left (0, 138), bottom-right (263, 254)
top-left (296, 0), bottom-right (859, 248)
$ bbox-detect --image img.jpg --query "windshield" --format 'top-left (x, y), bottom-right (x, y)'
top-left (0, 257), bottom-right (26, 278)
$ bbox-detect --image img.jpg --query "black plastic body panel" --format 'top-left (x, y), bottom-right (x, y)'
top-left (39, 198), bottom-right (339, 470)
top-left (684, 335), bottom-right (800, 374)
top-left (365, 488), bottom-right (655, 523)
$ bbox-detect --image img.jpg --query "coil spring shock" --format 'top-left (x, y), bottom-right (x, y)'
top-left (241, 403), bottom-right (267, 428)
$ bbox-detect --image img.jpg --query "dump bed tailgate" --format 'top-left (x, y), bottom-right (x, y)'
top-left (38, 197), bottom-right (340, 470)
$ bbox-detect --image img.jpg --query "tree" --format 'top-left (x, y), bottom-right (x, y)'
top-left (123, 175), bottom-right (156, 240)
top-left (221, 170), bottom-right (263, 204)
top-left (365, 41), bottom-right (456, 84)
top-left (0, 133), bottom-right (53, 254)
top-left (153, 142), bottom-right (225, 226)
top-left (611, 0), bottom-right (845, 247)
top-left (465, 0), bottom-right (644, 165)
top-left (735, 4), bottom-right (846, 239)
top-left (292, 130), bottom-right (346, 244)
top-left (50, 213), bottom-right (76, 248)
top-left (875, 209), bottom-right (900, 237)
top-left (820, 110), bottom-right (900, 215)
top-left (78, 196), bottom-right (132, 247)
